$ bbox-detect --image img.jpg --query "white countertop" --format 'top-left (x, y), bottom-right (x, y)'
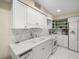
top-left (10, 36), bottom-right (53, 56)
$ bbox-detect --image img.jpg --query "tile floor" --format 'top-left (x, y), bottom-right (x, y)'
top-left (49, 47), bottom-right (79, 59)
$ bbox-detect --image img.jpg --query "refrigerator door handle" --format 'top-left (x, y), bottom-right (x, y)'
top-left (70, 30), bottom-right (75, 34)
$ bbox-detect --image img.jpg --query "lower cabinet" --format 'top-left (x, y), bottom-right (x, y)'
top-left (57, 35), bottom-right (68, 48)
top-left (33, 40), bottom-right (52, 59)
top-left (32, 44), bottom-right (44, 59)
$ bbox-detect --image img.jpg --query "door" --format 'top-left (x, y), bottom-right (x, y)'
top-left (69, 22), bottom-right (77, 51)
top-left (13, 0), bottom-right (26, 28)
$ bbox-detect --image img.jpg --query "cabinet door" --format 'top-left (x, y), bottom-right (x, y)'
top-left (33, 40), bottom-right (51, 59)
top-left (44, 40), bottom-right (52, 59)
top-left (57, 35), bottom-right (68, 48)
top-left (68, 17), bottom-right (78, 23)
top-left (27, 6), bottom-right (47, 28)
top-left (27, 6), bottom-right (40, 28)
top-left (13, 0), bottom-right (26, 28)
top-left (33, 43), bottom-right (44, 59)
top-left (41, 14), bottom-right (47, 29)
top-left (47, 19), bottom-right (52, 29)
top-left (27, 6), bottom-right (36, 26)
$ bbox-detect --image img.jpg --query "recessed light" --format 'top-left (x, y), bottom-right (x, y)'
top-left (57, 9), bottom-right (61, 12)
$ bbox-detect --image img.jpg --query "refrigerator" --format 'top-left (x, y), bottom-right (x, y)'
top-left (68, 16), bottom-right (79, 51)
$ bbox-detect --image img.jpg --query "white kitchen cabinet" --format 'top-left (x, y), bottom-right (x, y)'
top-left (47, 19), bottom-right (52, 29)
top-left (42, 40), bottom-right (52, 59)
top-left (27, 6), bottom-right (39, 28)
top-left (12, 0), bottom-right (47, 29)
top-left (33, 43), bottom-right (44, 59)
top-left (57, 35), bottom-right (68, 48)
top-left (12, 0), bottom-right (27, 28)
top-left (33, 40), bottom-right (52, 59)
top-left (41, 14), bottom-right (48, 29)
top-left (68, 17), bottom-right (78, 23)
top-left (45, 40), bottom-right (52, 59)
top-left (27, 6), bottom-right (47, 29)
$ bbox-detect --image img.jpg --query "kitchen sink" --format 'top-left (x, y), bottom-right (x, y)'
top-left (30, 37), bottom-right (46, 44)
top-left (32, 37), bottom-right (45, 42)
top-left (31, 40), bottom-right (37, 43)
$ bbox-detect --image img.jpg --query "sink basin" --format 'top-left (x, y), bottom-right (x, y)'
top-left (32, 38), bottom-right (45, 42)
top-left (30, 37), bottom-right (46, 44)
top-left (31, 40), bottom-right (37, 43)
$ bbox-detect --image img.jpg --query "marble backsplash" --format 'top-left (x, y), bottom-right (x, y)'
top-left (12, 29), bottom-right (31, 43)
top-left (11, 28), bottom-right (49, 43)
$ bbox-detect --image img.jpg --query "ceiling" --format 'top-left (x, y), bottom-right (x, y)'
top-left (2, 0), bottom-right (79, 17)
top-left (36, 0), bottom-right (79, 17)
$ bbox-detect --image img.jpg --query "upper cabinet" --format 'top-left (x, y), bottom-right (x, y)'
top-left (12, 0), bottom-right (47, 29)
top-left (68, 17), bottom-right (79, 23)
top-left (47, 19), bottom-right (52, 29)
top-left (12, 0), bottom-right (27, 28)
top-left (27, 6), bottom-right (47, 29)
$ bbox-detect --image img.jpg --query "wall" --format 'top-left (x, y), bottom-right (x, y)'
top-left (0, 4), bottom-right (11, 59)
top-left (0, 0), bottom-right (10, 10)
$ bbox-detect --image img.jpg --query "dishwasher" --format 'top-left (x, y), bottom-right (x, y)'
top-left (10, 49), bottom-right (33, 59)
top-left (18, 49), bottom-right (32, 59)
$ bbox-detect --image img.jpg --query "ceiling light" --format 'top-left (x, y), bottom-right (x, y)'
top-left (57, 9), bottom-right (61, 12)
